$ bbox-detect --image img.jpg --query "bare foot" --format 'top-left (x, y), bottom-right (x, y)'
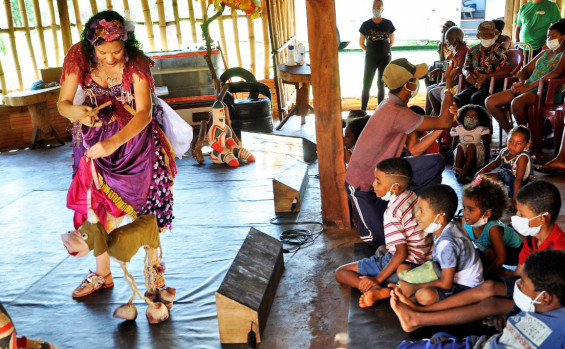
top-left (390, 288), bottom-right (421, 332)
top-left (359, 286), bottom-right (392, 308)
top-left (389, 283), bottom-right (422, 311)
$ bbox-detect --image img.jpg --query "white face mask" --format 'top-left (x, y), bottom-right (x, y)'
top-left (406, 79), bottom-right (420, 99)
top-left (382, 183), bottom-right (399, 202)
top-left (446, 44), bottom-right (456, 54)
top-left (513, 280), bottom-right (545, 313)
top-left (547, 38), bottom-right (561, 51)
top-left (511, 212), bottom-right (548, 236)
top-left (424, 214), bottom-right (443, 234)
top-left (373, 7), bottom-right (383, 18)
top-left (480, 37), bottom-right (496, 48)
top-left (470, 213), bottom-right (488, 227)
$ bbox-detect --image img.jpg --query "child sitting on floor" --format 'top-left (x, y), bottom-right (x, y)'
top-left (394, 249), bottom-right (565, 349)
top-left (335, 158), bottom-right (433, 301)
top-left (462, 175), bottom-right (523, 279)
top-left (396, 184), bottom-right (483, 306)
top-left (478, 125), bottom-right (533, 208)
top-left (450, 104), bottom-right (491, 182)
top-left (343, 115), bottom-right (370, 164)
top-left (387, 180), bottom-right (565, 333)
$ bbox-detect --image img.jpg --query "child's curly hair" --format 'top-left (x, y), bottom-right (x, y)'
top-left (462, 175), bottom-right (509, 220)
top-left (457, 104), bottom-right (491, 128)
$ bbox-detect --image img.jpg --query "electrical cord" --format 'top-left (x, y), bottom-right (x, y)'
top-left (269, 207), bottom-right (324, 261)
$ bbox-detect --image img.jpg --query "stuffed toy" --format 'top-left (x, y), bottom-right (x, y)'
top-left (207, 98), bottom-right (255, 167)
top-left (61, 214), bottom-right (175, 324)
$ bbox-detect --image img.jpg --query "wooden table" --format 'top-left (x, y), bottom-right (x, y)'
top-left (3, 86), bottom-right (65, 149)
top-left (276, 64), bottom-right (314, 130)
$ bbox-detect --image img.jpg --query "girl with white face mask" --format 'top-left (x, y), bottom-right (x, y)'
top-left (461, 175), bottom-right (523, 278)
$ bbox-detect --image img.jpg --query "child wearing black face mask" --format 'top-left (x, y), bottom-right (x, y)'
top-left (359, 0), bottom-right (395, 111)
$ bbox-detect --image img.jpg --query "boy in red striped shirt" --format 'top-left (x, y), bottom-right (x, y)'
top-left (336, 158), bottom-right (433, 305)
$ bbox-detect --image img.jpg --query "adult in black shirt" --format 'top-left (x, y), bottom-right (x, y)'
top-left (359, 0), bottom-right (395, 111)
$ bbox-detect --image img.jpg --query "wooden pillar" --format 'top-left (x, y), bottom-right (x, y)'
top-left (89, 0), bottom-right (98, 14)
top-left (31, 0), bottom-right (48, 68)
top-left (3, 0), bottom-right (23, 90)
top-left (46, 0), bottom-right (60, 66)
top-left (0, 57), bottom-right (7, 94)
top-left (106, 0), bottom-right (113, 10)
top-left (187, 0), bottom-right (198, 43)
top-left (172, 0), bottom-right (182, 48)
top-left (57, 0), bottom-right (73, 55)
top-left (504, 0), bottom-right (514, 40)
top-left (305, 0), bottom-right (350, 228)
top-left (72, 0), bottom-right (83, 36)
top-left (232, 9), bottom-right (242, 67)
top-left (262, 11), bottom-right (270, 79)
top-left (140, 0), bottom-right (156, 51)
top-left (156, 0), bottom-right (168, 50)
top-left (247, 15), bottom-right (256, 76)
top-left (122, 0), bottom-right (130, 20)
top-left (18, 0), bottom-right (39, 79)
top-left (218, 15), bottom-right (229, 67)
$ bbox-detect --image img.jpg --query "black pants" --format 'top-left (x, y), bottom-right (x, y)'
top-left (361, 54), bottom-right (390, 111)
top-left (454, 81), bottom-right (503, 108)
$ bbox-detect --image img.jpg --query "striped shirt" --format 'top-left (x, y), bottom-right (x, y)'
top-left (384, 190), bottom-right (433, 264)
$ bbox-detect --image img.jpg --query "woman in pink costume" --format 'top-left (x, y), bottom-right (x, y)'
top-left (58, 11), bottom-right (185, 298)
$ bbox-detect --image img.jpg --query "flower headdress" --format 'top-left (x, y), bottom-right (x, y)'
top-left (86, 19), bottom-right (135, 46)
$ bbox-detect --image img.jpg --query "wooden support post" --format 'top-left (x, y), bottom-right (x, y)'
top-left (57, 0), bottom-right (73, 55)
top-left (89, 0), bottom-right (98, 14)
top-left (46, 0), bottom-right (60, 66)
top-left (305, 0), bottom-right (350, 228)
top-left (72, 0), bottom-right (83, 36)
top-left (262, 11), bottom-right (270, 79)
top-left (187, 0), bottom-right (198, 43)
top-left (140, 0), bottom-right (156, 51)
top-left (156, 0), bottom-right (168, 51)
top-left (106, 0), bottom-right (113, 10)
top-left (0, 55), bottom-right (7, 94)
top-left (247, 15), bottom-right (256, 76)
top-left (3, 0), bottom-right (23, 90)
top-left (32, 0), bottom-right (48, 68)
top-left (172, 0), bottom-right (182, 48)
top-left (232, 9), bottom-right (242, 67)
top-left (504, 0), bottom-right (514, 39)
top-left (18, 0), bottom-right (39, 80)
top-left (216, 227), bottom-right (284, 344)
top-left (122, 0), bottom-right (130, 20)
top-left (217, 15), bottom-right (229, 67)
top-left (273, 155), bottom-right (308, 212)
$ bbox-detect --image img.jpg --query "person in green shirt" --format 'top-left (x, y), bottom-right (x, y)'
top-left (515, 0), bottom-right (562, 59)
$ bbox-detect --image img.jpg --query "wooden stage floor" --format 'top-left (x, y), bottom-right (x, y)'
top-left (1, 113), bottom-right (565, 348)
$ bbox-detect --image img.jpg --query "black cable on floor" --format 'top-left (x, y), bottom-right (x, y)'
top-left (269, 211), bottom-right (324, 261)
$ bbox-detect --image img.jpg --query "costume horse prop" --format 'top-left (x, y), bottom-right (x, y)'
top-left (61, 214), bottom-right (175, 324)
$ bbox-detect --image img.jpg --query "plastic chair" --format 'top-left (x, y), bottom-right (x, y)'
top-left (488, 49), bottom-right (524, 95)
top-left (527, 78), bottom-right (565, 156)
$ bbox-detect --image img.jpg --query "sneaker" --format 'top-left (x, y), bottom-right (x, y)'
top-left (72, 271), bottom-right (113, 298)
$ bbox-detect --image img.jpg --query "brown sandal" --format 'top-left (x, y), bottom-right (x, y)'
top-left (72, 271), bottom-right (113, 298)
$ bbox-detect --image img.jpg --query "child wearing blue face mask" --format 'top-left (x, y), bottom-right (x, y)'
top-left (395, 184), bottom-right (483, 306)
top-left (462, 175), bottom-right (522, 279)
top-left (336, 158), bottom-right (433, 304)
top-left (394, 249), bottom-right (565, 349)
